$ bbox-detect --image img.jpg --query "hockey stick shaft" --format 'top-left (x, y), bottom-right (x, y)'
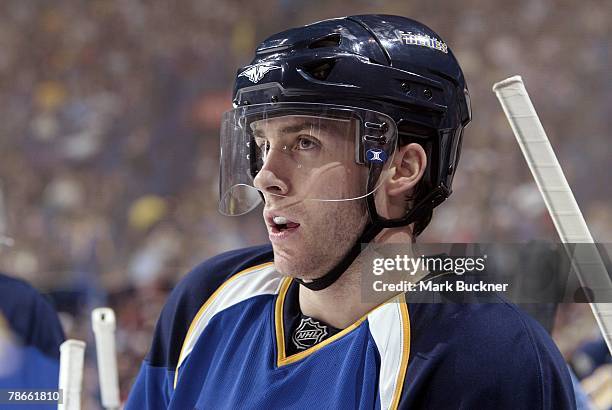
top-left (58, 339), bottom-right (86, 410)
top-left (493, 75), bottom-right (612, 355)
top-left (92, 307), bottom-right (120, 410)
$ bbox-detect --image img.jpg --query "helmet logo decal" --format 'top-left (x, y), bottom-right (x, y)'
top-left (366, 149), bottom-right (387, 162)
top-left (397, 30), bottom-right (448, 54)
top-left (238, 63), bottom-right (281, 83)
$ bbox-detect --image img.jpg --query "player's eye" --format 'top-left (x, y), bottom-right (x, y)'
top-left (295, 136), bottom-right (319, 151)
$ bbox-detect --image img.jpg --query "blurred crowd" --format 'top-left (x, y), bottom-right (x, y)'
top-left (0, 0), bottom-right (610, 407)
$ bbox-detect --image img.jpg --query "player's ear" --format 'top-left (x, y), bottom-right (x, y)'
top-left (386, 143), bottom-right (427, 197)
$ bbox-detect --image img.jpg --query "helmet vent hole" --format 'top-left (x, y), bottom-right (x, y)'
top-left (301, 59), bottom-right (336, 81)
top-left (308, 33), bottom-right (342, 49)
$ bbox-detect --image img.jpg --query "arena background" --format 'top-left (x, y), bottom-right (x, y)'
top-left (0, 0), bottom-right (610, 407)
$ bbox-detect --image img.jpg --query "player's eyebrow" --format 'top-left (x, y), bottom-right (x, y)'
top-left (252, 119), bottom-right (343, 138)
top-left (278, 121), bottom-right (321, 134)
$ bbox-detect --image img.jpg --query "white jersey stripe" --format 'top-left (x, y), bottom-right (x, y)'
top-left (174, 263), bottom-right (282, 388)
top-left (368, 299), bottom-right (410, 410)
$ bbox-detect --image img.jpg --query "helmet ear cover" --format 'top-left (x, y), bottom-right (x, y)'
top-left (365, 133), bottom-right (450, 234)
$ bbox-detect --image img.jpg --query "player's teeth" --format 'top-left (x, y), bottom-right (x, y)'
top-left (273, 216), bottom-right (289, 224)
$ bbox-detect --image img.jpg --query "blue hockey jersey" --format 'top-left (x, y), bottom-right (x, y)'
top-left (126, 245), bottom-right (575, 409)
top-left (0, 273), bottom-right (65, 409)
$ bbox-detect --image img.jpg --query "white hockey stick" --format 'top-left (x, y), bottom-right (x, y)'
top-left (58, 339), bottom-right (86, 410)
top-left (493, 75), bottom-right (612, 355)
top-left (92, 307), bottom-right (120, 410)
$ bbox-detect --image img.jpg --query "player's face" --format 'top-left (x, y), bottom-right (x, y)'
top-left (252, 115), bottom-right (368, 280)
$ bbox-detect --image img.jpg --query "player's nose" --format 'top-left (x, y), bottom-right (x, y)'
top-left (253, 149), bottom-right (291, 196)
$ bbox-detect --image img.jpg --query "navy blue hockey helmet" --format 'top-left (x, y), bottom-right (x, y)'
top-left (220, 15), bottom-right (471, 290)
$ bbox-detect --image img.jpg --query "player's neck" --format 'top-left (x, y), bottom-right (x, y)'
top-left (298, 227), bottom-right (420, 329)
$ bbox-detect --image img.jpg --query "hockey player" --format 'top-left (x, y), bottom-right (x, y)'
top-left (0, 272), bottom-right (65, 409)
top-left (126, 15), bottom-right (575, 409)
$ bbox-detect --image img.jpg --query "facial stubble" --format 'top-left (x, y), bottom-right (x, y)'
top-left (272, 199), bottom-right (368, 280)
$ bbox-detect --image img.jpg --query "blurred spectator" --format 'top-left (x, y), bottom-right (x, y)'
top-left (571, 337), bottom-right (612, 380)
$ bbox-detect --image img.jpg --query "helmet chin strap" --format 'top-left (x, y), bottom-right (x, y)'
top-left (295, 163), bottom-right (450, 291)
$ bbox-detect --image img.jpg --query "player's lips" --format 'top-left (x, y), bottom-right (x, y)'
top-left (264, 212), bottom-right (301, 240)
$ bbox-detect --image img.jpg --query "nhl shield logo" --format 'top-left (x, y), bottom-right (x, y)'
top-left (292, 317), bottom-right (328, 350)
top-left (238, 63), bottom-right (281, 83)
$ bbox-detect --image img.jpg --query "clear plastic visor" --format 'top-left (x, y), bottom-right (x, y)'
top-left (219, 103), bottom-right (397, 216)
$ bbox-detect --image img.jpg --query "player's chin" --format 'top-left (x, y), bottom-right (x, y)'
top-left (272, 248), bottom-right (317, 279)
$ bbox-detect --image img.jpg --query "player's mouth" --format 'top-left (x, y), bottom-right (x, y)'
top-left (265, 214), bottom-right (301, 240)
